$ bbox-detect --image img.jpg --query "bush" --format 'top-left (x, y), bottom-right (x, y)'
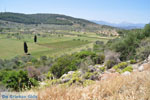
top-left (108, 24), bottom-right (150, 61)
top-left (105, 60), bottom-right (116, 69)
top-left (74, 51), bottom-right (96, 59)
top-left (26, 66), bottom-right (41, 81)
top-left (50, 55), bottom-right (79, 78)
top-left (130, 59), bottom-right (137, 64)
top-left (46, 71), bottom-right (54, 80)
top-left (92, 54), bottom-right (105, 64)
top-left (136, 46), bottom-right (150, 60)
top-left (122, 66), bottom-right (133, 73)
top-left (50, 51), bottom-right (103, 78)
top-left (99, 66), bottom-right (105, 72)
top-left (136, 38), bottom-right (150, 60)
top-left (113, 62), bottom-right (128, 70)
top-left (2, 70), bottom-right (39, 91)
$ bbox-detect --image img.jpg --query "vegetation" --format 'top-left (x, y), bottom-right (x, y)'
top-left (38, 71), bottom-right (150, 100)
top-left (50, 51), bottom-right (104, 78)
top-left (130, 59), bottom-right (137, 64)
top-left (0, 12), bottom-right (96, 25)
top-left (122, 66), bottom-right (133, 73)
top-left (24, 42), bottom-right (28, 54)
top-left (0, 12), bottom-right (150, 97)
top-left (1, 70), bottom-right (38, 91)
top-left (108, 24), bottom-right (150, 60)
top-left (34, 35), bottom-right (37, 43)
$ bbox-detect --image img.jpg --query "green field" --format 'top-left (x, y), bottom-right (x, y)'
top-left (0, 32), bottom-right (112, 59)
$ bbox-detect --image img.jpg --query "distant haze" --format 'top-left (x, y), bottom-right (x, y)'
top-left (92, 20), bottom-right (146, 29)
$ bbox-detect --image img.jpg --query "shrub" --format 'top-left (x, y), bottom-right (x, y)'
top-left (74, 51), bottom-right (96, 59)
top-left (136, 38), bottom-right (150, 60)
top-left (65, 71), bottom-right (83, 86)
top-left (2, 70), bottom-right (38, 91)
top-left (92, 54), bottom-right (105, 64)
top-left (93, 41), bottom-right (105, 52)
top-left (113, 62), bottom-right (128, 70)
top-left (46, 71), bottom-right (54, 80)
top-left (83, 72), bottom-right (94, 79)
top-left (50, 51), bottom-right (105, 78)
top-left (26, 66), bottom-right (41, 81)
top-left (104, 50), bottom-right (120, 65)
top-left (105, 60), bottom-right (116, 69)
top-left (130, 59), bottom-right (137, 64)
top-left (50, 55), bottom-right (79, 78)
top-left (99, 66), bottom-right (105, 72)
top-left (122, 66), bottom-right (133, 73)
top-left (136, 46), bottom-right (150, 60)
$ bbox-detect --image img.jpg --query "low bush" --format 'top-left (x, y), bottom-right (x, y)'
top-left (122, 66), bottom-right (133, 73)
top-left (130, 59), bottom-right (137, 64)
top-left (105, 60), bottom-right (116, 69)
top-left (50, 55), bottom-right (79, 78)
top-left (2, 70), bottom-right (39, 91)
top-left (50, 51), bottom-right (105, 78)
top-left (93, 54), bottom-right (105, 64)
top-left (99, 66), bottom-right (105, 72)
top-left (113, 62), bottom-right (128, 70)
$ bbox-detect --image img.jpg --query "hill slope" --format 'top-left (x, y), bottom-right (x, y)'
top-left (0, 12), bottom-right (96, 25)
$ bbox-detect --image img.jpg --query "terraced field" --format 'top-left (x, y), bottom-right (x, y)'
top-left (0, 33), bottom-right (111, 59)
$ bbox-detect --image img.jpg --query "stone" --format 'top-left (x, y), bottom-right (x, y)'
top-left (40, 82), bottom-right (46, 86)
top-left (122, 71), bottom-right (131, 76)
top-left (61, 78), bottom-right (70, 83)
top-left (88, 65), bottom-right (97, 72)
top-left (148, 55), bottom-right (150, 61)
top-left (68, 71), bottom-right (74, 75)
top-left (108, 68), bottom-right (116, 73)
top-left (132, 64), bottom-right (139, 69)
top-left (138, 63), bottom-right (150, 72)
top-left (138, 65), bottom-right (144, 72)
top-left (61, 74), bottom-right (67, 79)
top-left (89, 75), bottom-right (99, 80)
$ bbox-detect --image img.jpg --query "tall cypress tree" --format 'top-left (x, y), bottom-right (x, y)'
top-left (34, 35), bottom-right (37, 43)
top-left (24, 42), bottom-right (28, 54)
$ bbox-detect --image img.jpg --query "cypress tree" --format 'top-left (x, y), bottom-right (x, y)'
top-left (34, 35), bottom-right (37, 43)
top-left (24, 42), bottom-right (28, 54)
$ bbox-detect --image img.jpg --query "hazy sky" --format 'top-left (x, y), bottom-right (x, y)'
top-left (0, 0), bottom-right (150, 23)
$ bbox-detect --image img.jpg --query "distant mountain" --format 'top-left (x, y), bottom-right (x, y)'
top-left (0, 12), bottom-right (96, 25)
top-left (92, 20), bottom-right (146, 29)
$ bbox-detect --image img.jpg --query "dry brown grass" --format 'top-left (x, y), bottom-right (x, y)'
top-left (37, 71), bottom-right (150, 100)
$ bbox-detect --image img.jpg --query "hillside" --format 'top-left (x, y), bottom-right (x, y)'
top-left (0, 12), bottom-right (96, 25)
top-left (0, 12), bottom-right (118, 36)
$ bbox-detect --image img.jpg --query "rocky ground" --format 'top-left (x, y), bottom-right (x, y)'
top-left (30, 55), bottom-right (150, 100)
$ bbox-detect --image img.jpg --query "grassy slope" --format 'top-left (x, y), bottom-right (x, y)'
top-left (37, 70), bottom-right (150, 100)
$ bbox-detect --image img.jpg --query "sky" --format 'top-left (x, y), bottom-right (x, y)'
top-left (0, 0), bottom-right (150, 24)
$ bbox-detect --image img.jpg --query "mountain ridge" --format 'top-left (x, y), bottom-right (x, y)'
top-left (92, 20), bottom-right (146, 29)
top-left (0, 12), bottom-right (97, 25)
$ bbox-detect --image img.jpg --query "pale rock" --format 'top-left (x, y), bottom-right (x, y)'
top-left (88, 65), bottom-right (97, 72)
top-left (138, 65), bottom-right (144, 72)
top-left (148, 55), bottom-right (150, 61)
top-left (61, 74), bottom-right (67, 79)
top-left (68, 71), bottom-right (74, 75)
top-left (122, 71), bottom-right (131, 76)
top-left (132, 64), bottom-right (138, 69)
top-left (61, 78), bottom-right (70, 83)
top-left (108, 68), bottom-right (116, 73)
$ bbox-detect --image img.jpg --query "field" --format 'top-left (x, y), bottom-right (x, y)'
top-left (0, 32), bottom-right (112, 59)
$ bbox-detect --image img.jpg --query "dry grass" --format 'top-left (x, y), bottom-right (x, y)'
top-left (37, 71), bottom-right (150, 100)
